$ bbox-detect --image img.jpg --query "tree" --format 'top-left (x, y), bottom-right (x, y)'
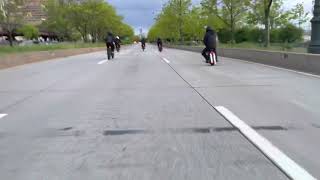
top-left (65, 0), bottom-right (132, 43)
top-left (0, 0), bottom-right (24, 46)
top-left (278, 23), bottom-right (303, 43)
top-left (18, 24), bottom-right (39, 40)
top-left (201, 0), bottom-right (250, 44)
top-left (184, 7), bottom-right (207, 41)
top-left (40, 0), bottom-right (74, 41)
top-left (148, 0), bottom-right (191, 42)
top-left (290, 3), bottom-right (310, 28)
top-left (263, 0), bottom-right (273, 47)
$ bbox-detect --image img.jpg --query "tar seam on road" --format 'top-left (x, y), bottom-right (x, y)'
top-left (160, 56), bottom-right (315, 180)
top-left (103, 126), bottom-right (286, 136)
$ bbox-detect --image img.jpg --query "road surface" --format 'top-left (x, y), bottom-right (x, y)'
top-left (0, 44), bottom-right (319, 180)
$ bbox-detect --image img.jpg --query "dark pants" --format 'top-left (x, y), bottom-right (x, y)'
top-left (202, 47), bottom-right (218, 62)
top-left (106, 42), bottom-right (115, 52)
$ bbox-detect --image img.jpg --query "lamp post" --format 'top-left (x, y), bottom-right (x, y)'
top-left (308, 0), bottom-right (320, 54)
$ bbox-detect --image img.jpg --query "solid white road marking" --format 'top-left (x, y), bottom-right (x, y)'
top-left (162, 58), bottom-right (170, 64)
top-left (97, 60), bottom-right (108, 65)
top-left (215, 106), bottom-right (316, 180)
top-left (0, 114), bottom-right (8, 119)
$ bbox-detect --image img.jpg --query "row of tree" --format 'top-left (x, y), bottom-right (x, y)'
top-left (148, 0), bottom-right (309, 47)
top-left (0, 0), bottom-right (134, 46)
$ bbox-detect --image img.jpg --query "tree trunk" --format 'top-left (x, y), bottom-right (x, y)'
top-left (8, 32), bottom-right (14, 47)
top-left (264, 0), bottom-right (273, 47)
top-left (264, 12), bottom-right (270, 47)
top-left (230, 24), bottom-right (235, 44)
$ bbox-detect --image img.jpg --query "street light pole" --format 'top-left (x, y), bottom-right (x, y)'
top-left (308, 0), bottom-right (320, 54)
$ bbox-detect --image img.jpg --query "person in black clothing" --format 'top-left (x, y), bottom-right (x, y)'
top-left (141, 37), bottom-right (146, 50)
top-left (105, 32), bottom-right (115, 53)
top-left (157, 38), bottom-right (163, 51)
top-left (115, 36), bottom-right (121, 52)
top-left (157, 38), bottom-right (163, 47)
top-left (202, 26), bottom-right (217, 62)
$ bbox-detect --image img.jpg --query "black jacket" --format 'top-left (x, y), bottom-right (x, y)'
top-left (105, 33), bottom-right (114, 44)
top-left (203, 27), bottom-right (217, 49)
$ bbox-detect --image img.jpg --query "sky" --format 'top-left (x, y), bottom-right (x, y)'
top-left (107, 0), bottom-right (314, 34)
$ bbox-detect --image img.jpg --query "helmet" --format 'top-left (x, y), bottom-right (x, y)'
top-left (116, 36), bottom-right (120, 39)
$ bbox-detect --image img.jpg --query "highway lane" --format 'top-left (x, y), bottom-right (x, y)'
top-left (0, 44), bottom-right (315, 179)
top-left (161, 46), bottom-right (320, 179)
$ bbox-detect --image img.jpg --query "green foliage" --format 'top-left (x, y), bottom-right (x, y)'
top-left (201, 0), bottom-right (250, 43)
top-left (40, 0), bottom-right (74, 41)
top-left (0, 0), bottom-right (25, 46)
top-left (40, 0), bottom-right (133, 42)
top-left (18, 24), bottom-right (39, 40)
top-left (278, 24), bottom-right (303, 43)
top-left (290, 3), bottom-right (310, 28)
top-left (148, 0), bottom-right (192, 42)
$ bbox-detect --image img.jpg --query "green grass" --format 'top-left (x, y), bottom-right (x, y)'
top-left (0, 42), bottom-right (105, 56)
top-left (190, 42), bottom-right (307, 53)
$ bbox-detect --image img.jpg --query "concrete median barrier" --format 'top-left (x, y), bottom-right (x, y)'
top-left (0, 47), bottom-right (105, 69)
top-left (166, 45), bottom-right (320, 75)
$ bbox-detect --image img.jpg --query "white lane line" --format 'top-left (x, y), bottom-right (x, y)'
top-left (215, 106), bottom-right (316, 180)
top-left (237, 59), bottom-right (320, 79)
top-left (162, 58), bottom-right (170, 64)
top-left (0, 114), bottom-right (8, 119)
top-left (97, 60), bottom-right (108, 65)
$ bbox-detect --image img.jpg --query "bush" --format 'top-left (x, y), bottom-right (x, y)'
top-left (278, 24), bottom-right (303, 43)
top-left (18, 25), bottom-right (39, 40)
top-left (218, 29), bottom-right (232, 43)
top-left (235, 28), bottom-right (263, 43)
top-left (270, 29), bottom-right (281, 43)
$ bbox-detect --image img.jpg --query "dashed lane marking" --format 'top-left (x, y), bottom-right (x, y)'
top-left (0, 114), bottom-right (8, 119)
top-left (97, 60), bottom-right (108, 65)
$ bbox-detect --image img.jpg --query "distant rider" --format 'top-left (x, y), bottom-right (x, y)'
top-left (202, 26), bottom-right (217, 62)
top-left (141, 37), bottom-right (146, 49)
top-left (115, 36), bottom-right (121, 50)
top-left (157, 38), bottom-right (163, 49)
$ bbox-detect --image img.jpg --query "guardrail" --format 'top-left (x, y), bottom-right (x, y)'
top-left (166, 45), bottom-right (320, 75)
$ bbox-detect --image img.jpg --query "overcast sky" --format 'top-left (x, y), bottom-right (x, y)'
top-left (107, 0), bottom-right (314, 34)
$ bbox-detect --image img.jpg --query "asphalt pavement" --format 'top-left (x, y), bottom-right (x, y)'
top-left (0, 44), bottom-right (319, 180)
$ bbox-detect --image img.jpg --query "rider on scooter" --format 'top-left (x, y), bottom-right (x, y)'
top-left (157, 38), bottom-right (163, 50)
top-left (202, 26), bottom-right (217, 62)
top-left (141, 37), bottom-right (146, 50)
top-left (105, 32), bottom-right (115, 55)
top-left (115, 36), bottom-right (121, 51)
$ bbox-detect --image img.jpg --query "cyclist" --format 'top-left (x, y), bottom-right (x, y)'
top-left (115, 36), bottom-right (121, 52)
top-left (157, 38), bottom-right (163, 51)
top-left (105, 32), bottom-right (115, 58)
top-left (141, 37), bottom-right (146, 50)
top-left (202, 26), bottom-right (217, 62)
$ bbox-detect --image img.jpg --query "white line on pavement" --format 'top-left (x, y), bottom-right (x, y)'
top-left (97, 60), bottom-right (108, 65)
top-left (162, 58), bottom-right (170, 64)
top-left (215, 106), bottom-right (316, 180)
top-left (0, 114), bottom-right (8, 119)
